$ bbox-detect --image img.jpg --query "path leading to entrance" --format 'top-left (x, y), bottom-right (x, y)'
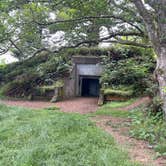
top-left (0, 97), bottom-right (98, 114)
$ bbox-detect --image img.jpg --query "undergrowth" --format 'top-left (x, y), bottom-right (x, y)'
top-left (0, 104), bottom-right (138, 166)
top-left (130, 106), bottom-right (166, 157)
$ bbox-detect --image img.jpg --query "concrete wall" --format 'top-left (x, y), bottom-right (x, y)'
top-left (63, 66), bottom-right (76, 98)
top-left (77, 64), bottom-right (102, 76)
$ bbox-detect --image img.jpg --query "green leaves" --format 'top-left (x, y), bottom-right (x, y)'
top-left (100, 46), bottom-right (155, 95)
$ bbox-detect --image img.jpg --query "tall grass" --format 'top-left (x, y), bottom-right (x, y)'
top-left (0, 104), bottom-right (138, 166)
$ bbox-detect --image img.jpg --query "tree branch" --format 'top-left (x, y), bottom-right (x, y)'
top-left (132, 0), bottom-right (160, 50)
top-left (9, 39), bottom-right (25, 57)
top-left (0, 47), bottom-right (10, 55)
top-left (131, 0), bottom-right (152, 23)
top-left (35, 15), bottom-right (144, 34)
top-left (52, 31), bottom-right (150, 53)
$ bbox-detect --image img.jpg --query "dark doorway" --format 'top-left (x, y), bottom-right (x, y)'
top-left (81, 77), bottom-right (100, 97)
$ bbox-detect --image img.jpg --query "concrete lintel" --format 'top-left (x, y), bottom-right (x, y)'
top-left (72, 56), bottom-right (101, 64)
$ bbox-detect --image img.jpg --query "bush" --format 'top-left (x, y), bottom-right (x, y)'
top-left (0, 51), bottom-right (71, 98)
top-left (100, 46), bottom-right (156, 96)
top-left (146, 96), bottom-right (163, 114)
top-left (144, 78), bottom-right (158, 97)
top-left (130, 106), bottom-right (166, 156)
top-left (1, 72), bottom-right (41, 97)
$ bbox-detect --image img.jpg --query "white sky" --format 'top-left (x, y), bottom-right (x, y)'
top-left (0, 52), bottom-right (18, 64)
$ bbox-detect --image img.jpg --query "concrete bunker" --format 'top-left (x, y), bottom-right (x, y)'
top-left (61, 56), bottom-right (102, 99)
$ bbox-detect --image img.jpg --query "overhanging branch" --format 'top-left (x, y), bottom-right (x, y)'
top-left (35, 15), bottom-right (145, 34)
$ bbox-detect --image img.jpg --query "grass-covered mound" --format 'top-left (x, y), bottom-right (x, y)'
top-left (0, 51), bottom-right (71, 98)
top-left (0, 46), bottom-right (156, 99)
top-left (100, 46), bottom-right (156, 96)
top-left (0, 104), bottom-right (138, 166)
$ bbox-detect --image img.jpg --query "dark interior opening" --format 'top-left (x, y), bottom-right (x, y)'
top-left (81, 78), bottom-right (100, 97)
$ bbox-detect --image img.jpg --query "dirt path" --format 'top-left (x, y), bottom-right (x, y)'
top-left (0, 97), bottom-right (98, 114)
top-left (56, 97), bottom-right (98, 113)
top-left (91, 116), bottom-right (166, 166)
top-left (117, 96), bottom-right (151, 111)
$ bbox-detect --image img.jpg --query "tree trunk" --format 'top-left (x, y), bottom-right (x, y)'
top-left (155, 46), bottom-right (166, 114)
top-left (132, 0), bottom-right (166, 115)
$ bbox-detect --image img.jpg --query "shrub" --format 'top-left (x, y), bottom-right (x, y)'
top-left (1, 72), bottom-right (41, 97)
top-left (0, 50), bottom-right (71, 98)
top-left (130, 106), bottom-right (166, 156)
top-left (100, 46), bottom-right (156, 96)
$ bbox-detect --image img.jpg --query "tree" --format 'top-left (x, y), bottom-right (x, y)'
top-left (132, 0), bottom-right (166, 114)
top-left (0, 0), bottom-right (148, 59)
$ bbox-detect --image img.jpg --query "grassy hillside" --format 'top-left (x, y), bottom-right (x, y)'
top-left (0, 46), bottom-right (155, 99)
top-left (0, 51), bottom-right (71, 98)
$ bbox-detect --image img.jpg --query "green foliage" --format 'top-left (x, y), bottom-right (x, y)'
top-left (0, 104), bottom-right (138, 166)
top-left (93, 109), bottom-right (131, 118)
top-left (35, 80), bottom-right (64, 97)
top-left (100, 46), bottom-right (155, 96)
top-left (0, 46), bottom-right (155, 99)
top-left (0, 72), bottom-right (40, 97)
top-left (66, 47), bottom-right (120, 57)
top-left (0, 58), bottom-right (6, 67)
top-left (104, 99), bottom-right (137, 109)
top-left (148, 97), bottom-right (163, 114)
top-left (0, 51), bottom-right (49, 81)
top-left (130, 106), bottom-right (166, 156)
top-left (0, 51), bottom-right (71, 98)
top-left (37, 56), bottom-right (71, 76)
top-left (0, 59), bottom-right (7, 83)
top-left (135, 76), bottom-right (158, 97)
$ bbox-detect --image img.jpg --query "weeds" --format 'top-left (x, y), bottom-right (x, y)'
top-left (130, 106), bottom-right (166, 156)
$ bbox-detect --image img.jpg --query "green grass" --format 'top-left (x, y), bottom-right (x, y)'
top-left (90, 99), bottom-right (137, 118)
top-left (93, 109), bottom-right (131, 118)
top-left (103, 88), bottom-right (133, 97)
top-left (0, 104), bottom-right (139, 166)
top-left (103, 99), bottom-right (137, 108)
top-left (129, 106), bottom-right (166, 156)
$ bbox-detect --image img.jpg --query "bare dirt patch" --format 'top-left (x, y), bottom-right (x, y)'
top-left (91, 116), bottom-right (166, 166)
top-left (56, 97), bottom-right (98, 113)
top-left (0, 97), bottom-right (98, 114)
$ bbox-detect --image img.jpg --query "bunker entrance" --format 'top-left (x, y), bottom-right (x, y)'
top-left (80, 77), bottom-right (100, 97)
